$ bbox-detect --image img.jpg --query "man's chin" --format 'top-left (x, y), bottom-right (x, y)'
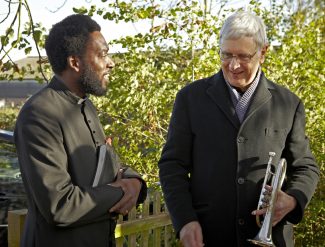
top-left (93, 87), bottom-right (107, 96)
top-left (228, 79), bottom-right (244, 87)
top-left (83, 85), bottom-right (107, 96)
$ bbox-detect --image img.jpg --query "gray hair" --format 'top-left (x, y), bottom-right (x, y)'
top-left (219, 11), bottom-right (268, 49)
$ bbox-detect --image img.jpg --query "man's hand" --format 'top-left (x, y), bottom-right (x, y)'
top-left (109, 169), bottom-right (142, 215)
top-left (105, 136), bottom-right (112, 146)
top-left (180, 221), bottom-right (204, 247)
top-left (252, 188), bottom-right (297, 226)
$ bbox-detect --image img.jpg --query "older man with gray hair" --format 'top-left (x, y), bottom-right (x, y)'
top-left (158, 11), bottom-right (319, 247)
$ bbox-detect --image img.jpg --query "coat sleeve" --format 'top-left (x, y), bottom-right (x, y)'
top-left (14, 106), bottom-right (124, 227)
top-left (282, 100), bottom-right (320, 224)
top-left (158, 89), bottom-right (198, 235)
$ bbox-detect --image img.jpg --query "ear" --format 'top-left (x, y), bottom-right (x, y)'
top-left (260, 45), bottom-right (269, 64)
top-left (67, 55), bottom-right (82, 73)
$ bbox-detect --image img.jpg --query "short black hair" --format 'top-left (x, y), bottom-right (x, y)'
top-left (45, 14), bottom-right (101, 74)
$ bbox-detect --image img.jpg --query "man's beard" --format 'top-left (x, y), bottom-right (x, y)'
top-left (78, 65), bottom-right (107, 96)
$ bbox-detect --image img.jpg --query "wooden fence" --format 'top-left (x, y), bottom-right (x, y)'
top-left (8, 191), bottom-right (179, 247)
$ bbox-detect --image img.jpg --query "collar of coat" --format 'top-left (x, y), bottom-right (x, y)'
top-left (206, 70), bottom-right (275, 129)
top-left (46, 76), bottom-right (88, 105)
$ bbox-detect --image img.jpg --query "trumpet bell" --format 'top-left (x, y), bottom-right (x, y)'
top-left (248, 235), bottom-right (275, 247)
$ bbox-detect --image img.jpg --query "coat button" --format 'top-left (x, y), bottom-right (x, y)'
top-left (237, 136), bottom-right (245, 143)
top-left (238, 218), bottom-right (245, 225)
top-left (237, 177), bottom-right (245, 184)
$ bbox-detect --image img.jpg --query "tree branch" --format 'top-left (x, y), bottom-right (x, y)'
top-left (0, 0), bottom-right (22, 62)
top-left (23, 0), bottom-right (49, 82)
top-left (45, 0), bottom-right (67, 13)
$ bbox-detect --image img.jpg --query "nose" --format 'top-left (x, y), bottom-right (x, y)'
top-left (106, 56), bottom-right (115, 69)
top-left (229, 57), bottom-right (241, 70)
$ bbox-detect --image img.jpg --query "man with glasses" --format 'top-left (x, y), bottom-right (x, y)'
top-left (158, 11), bottom-right (319, 247)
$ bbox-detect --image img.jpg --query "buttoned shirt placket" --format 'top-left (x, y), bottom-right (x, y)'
top-left (79, 98), bottom-right (103, 148)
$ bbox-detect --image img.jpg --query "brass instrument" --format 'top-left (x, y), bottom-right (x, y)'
top-left (247, 152), bottom-right (287, 247)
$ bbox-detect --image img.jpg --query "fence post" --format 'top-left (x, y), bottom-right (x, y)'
top-left (7, 209), bottom-right (27, 247)
top-left (128, 207), bottom-right (137, 246)
top-left (164, 205), bottom-right (173, 247)
top-left (115, 214), bottom-right (124, 247)
top-left (140, 198), bottom-right (150, 247)
top-left (152, 191), bottom-right (161, 247)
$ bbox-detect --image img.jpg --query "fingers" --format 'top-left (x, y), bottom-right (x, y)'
top-left (105, 137), bottom-right (112, 146)
top-left (180, 221), bottom-right (204, 247)
top-left (271, 191), bottom-right (297, 226)
top-left (252, 189), bottom-right (297, 227)
top-left (251, 207), bottom-right (267, 216)
top-left (116, 168), bottom-right (123, 180)
top-left (252, 185), bottom-right (273, 216)
top-left (109, 178), bottom-right (141, 215)
top-left (109, 188), bottom-right (134, 214)
top-left (261, 185), bottom-right (272, 207)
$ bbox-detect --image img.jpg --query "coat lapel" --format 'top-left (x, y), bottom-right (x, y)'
top-left (244, 73), bottom-right (273, 123)
top-left (206, 71), bottom-right (240, 129)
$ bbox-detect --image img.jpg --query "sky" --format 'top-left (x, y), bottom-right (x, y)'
top-left (0, 0), bottom-right (271, 61)
top-left (0, 0), bottom-right (144, 61)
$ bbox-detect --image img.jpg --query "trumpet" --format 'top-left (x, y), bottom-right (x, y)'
top-left (247, 152), bottom-right (287, 247)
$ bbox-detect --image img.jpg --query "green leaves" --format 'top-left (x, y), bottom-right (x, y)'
top-left (72, 7), bottom-right (88, 15)
top-left (0, 0), bottom-right (323, 244)
top-left (0, 1), bottom-right (48, 82)
top-left (262, 4), bottom-right (324, 245)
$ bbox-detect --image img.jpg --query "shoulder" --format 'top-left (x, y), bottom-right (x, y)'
top-left (263, 75), bottom-right (301, 105)
top-left (16, 82), bottom-right (65, 125)
top-left (177, 73), bottom-right (219, 97)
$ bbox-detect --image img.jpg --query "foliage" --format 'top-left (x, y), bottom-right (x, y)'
top-left (294, 200), bottom-right (325, 246)
top-left (0, 0), bottom-right (323, 245)
top-left (0, 107), bottom-right (20, 131)
top-left (263, 4), bottom-right (325, 246)
top-left (263, 9), bottom-right (325, 240)
top-left (0, 0), bottom-right (49, 81)
top-left (0, 107), bottom-right (19, 172)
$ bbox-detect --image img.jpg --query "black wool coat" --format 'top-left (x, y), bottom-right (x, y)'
top-left (158, 71), bottom-right (319, 247)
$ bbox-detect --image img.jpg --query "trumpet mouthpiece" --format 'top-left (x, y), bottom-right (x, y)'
top-left (269, 152), bottom-right (276, 157)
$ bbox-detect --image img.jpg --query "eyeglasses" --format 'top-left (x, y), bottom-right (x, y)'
top-left (219, 50), bottom-right (258, 63)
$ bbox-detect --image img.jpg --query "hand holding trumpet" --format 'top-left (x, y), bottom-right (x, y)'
top-left (248, 153), bottom-right (296, 246)
top-left (251, 185), bottom-right (297, 226)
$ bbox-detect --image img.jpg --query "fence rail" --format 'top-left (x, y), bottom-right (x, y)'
top-left (8, 191), bottom-right (177, 247)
